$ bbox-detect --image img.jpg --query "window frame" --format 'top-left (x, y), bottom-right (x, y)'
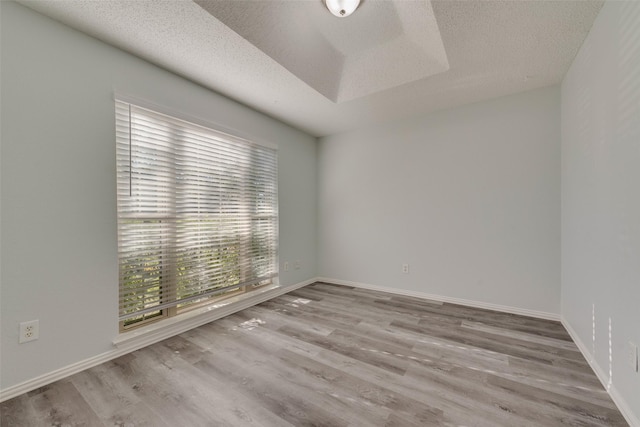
top-left (115, 95), bottom-right (278, 331)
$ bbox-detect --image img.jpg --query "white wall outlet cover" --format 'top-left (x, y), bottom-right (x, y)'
top-left (19, 320), bottom-right (39, 344)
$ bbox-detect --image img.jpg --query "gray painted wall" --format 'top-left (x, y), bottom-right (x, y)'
top-left (318, 86), bottom-right (561, 315)
top-left (0, 1), bottom-right (317, 390)
top-left (561, 0), bottom-right (640, 422)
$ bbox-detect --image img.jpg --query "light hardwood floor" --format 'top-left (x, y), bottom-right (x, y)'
top-left (1, 282), bottom-right (628, 426)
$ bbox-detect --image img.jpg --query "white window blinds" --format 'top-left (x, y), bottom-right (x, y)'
top-left (116, 99), bottom-right (278, 323)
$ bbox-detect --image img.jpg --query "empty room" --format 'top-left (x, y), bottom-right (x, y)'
top-left (1, 0), bottom-right (639, 425)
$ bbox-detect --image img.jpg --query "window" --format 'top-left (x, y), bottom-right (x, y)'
top-left (116, 99), bottom-right (278, 330)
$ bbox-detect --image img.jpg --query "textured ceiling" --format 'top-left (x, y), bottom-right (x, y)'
top-left (196, 1), bottom-right (449, 102)
top-left (17, 0), bottom-right (604, 137)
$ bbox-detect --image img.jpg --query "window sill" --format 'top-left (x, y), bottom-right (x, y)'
top-left (112, 281), bottom-right (307, 352)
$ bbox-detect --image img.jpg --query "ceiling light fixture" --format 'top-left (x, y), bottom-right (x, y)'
top-left (325, 0), bottom-right (360, 18)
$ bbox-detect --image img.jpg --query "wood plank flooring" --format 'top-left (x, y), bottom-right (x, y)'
top-left (1, 282), bottom-right (628, 426)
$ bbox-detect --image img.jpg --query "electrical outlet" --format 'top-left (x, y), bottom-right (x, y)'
top-left (294, 260), bottom-right (301, 270)
top-left (283, 261), bottom-right (289, 272)
top-left (402, 263), bottom-right (410, 274)
top-left (19, 320), bottom-right (39, 344)
top-left (628, 342), bottom-right (638, 372)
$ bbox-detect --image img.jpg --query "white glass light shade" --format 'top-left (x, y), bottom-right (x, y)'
top-left (325, 0), bottom-right (360, 17)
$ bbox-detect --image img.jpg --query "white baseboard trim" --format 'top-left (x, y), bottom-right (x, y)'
top-left (0, 278), bottom-right (316, 403)
top-left (316, 277), bottom-right (561, 321)
top-left (561, 317), bottom-right (639, 427)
